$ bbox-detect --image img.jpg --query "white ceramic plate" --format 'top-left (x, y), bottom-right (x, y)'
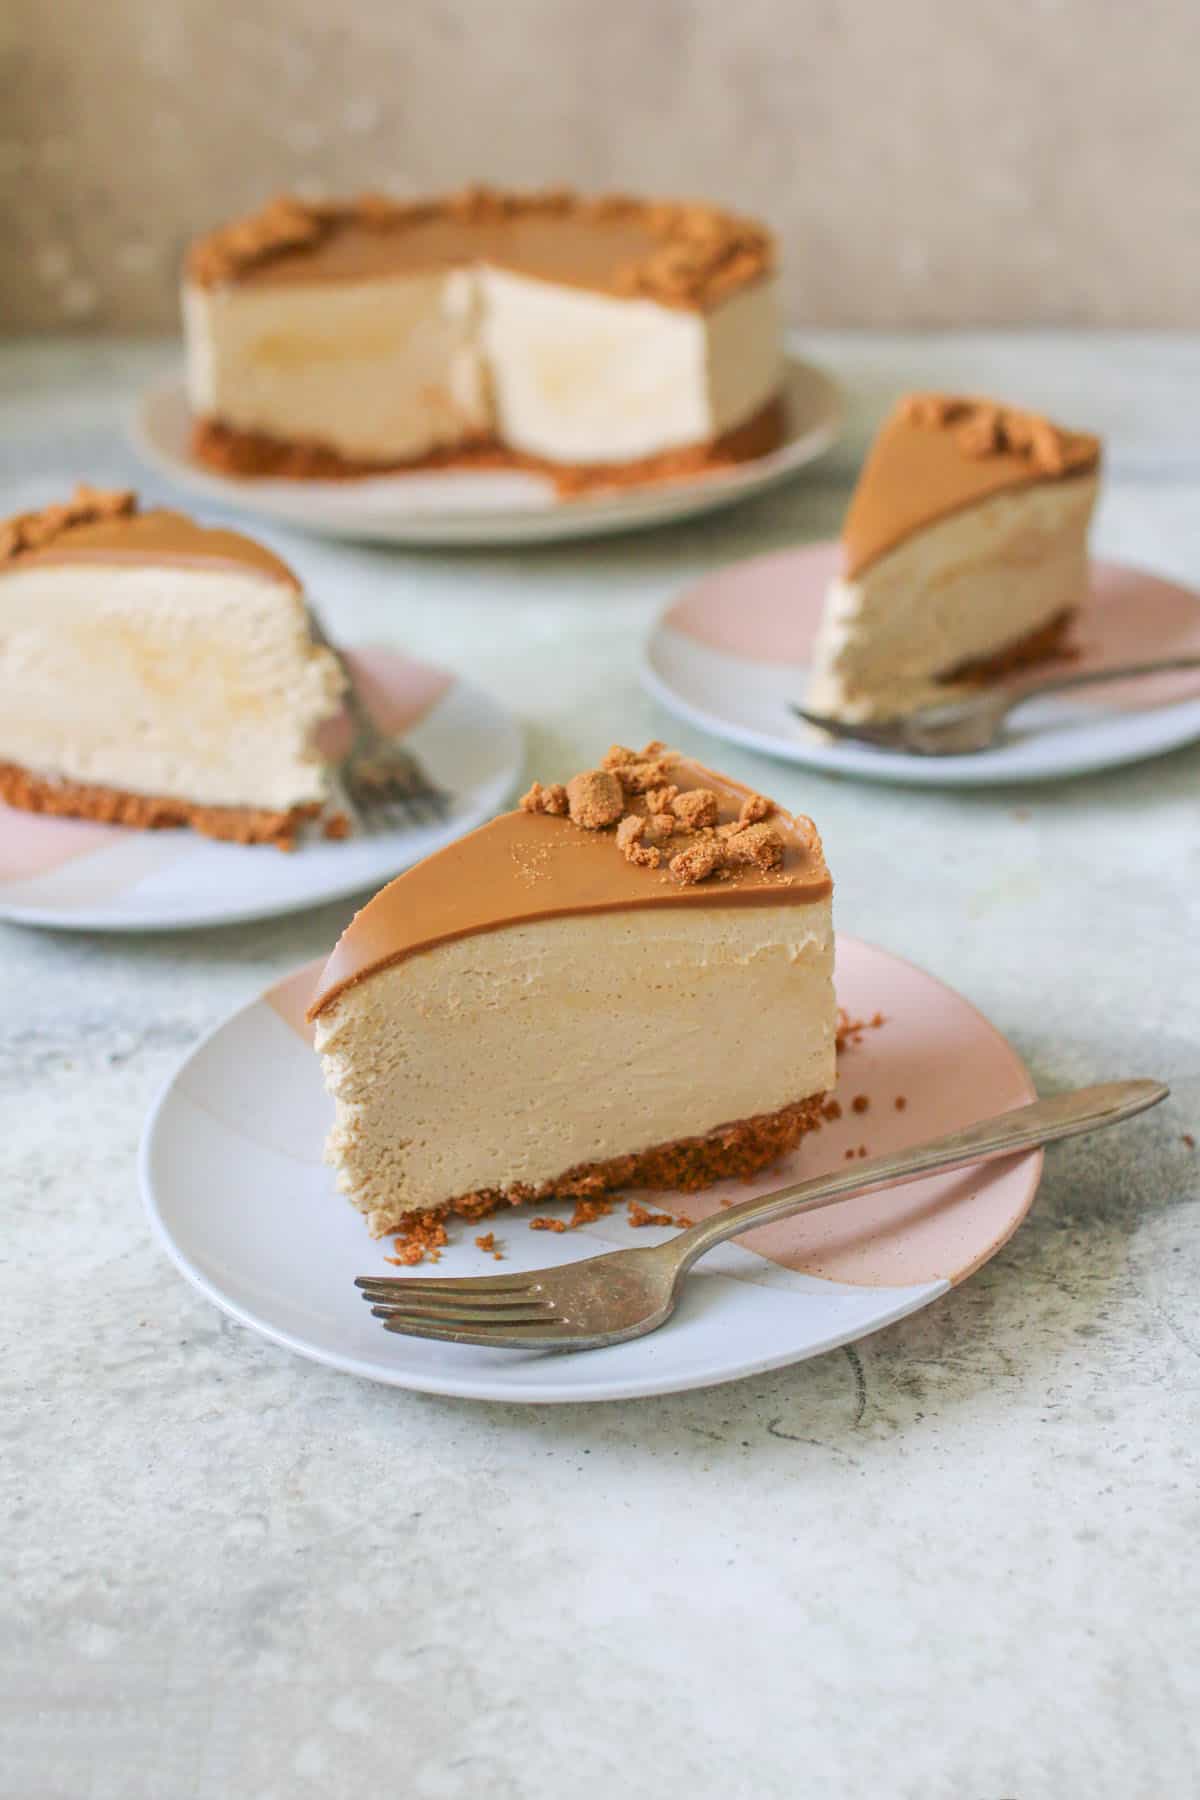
top-left (642, 543), bottom-right (1200, 785)
top-left (0, 650), bottom-right (521, 931)
top-left (131, 354), bottom-right (841, 547)
top-left (141, 935), bottom-right (1042, 1404)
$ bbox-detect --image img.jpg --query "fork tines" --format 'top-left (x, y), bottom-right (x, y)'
top-left (354, 1274), bottom-right (568, 1345)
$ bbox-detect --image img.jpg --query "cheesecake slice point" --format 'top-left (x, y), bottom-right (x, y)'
top-left (310, 746), bottom-right (836, 1238)
top-left (808, 393), bottom-right (1102, 721)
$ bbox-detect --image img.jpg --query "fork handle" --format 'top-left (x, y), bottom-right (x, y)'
top-left (670, 1079), bottom-right (1168, 1271)
top-left (1008, 654), bottom-right (1200, 709)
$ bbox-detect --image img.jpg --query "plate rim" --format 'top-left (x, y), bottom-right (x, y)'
top-left (0, 670), bottom-right (523, 932)
top-left (139, 932), bottom-right (1043, 1404)
top-left (641, 547), bottom-right (1200, 788)
top-left (129, 351), bottom-right (843, 547)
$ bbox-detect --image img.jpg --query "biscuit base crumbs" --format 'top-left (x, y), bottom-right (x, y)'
top-left (385, 1210), bottom-right (449, 1266)
top-left (836, 1009), bottom-right (886, 1052)
top-left (530, 1216), bottom-right (568, 1233)
top-left (474, 1231), bottom-right (503, 1259)
top-left (569, 1197), bottom-right (614, 1229)
top-left (627, 1201), bottom-right (676, 1228)
top-left (851, 1094), bottom-right (870, 1114)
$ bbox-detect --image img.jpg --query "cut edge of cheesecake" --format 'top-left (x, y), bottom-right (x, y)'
top-left (0, 486), bottom-right (347, 848)
top-left (310, 744), bottom-right (837, 1238)
top-left (807, 393), bottom-right (1102, 723)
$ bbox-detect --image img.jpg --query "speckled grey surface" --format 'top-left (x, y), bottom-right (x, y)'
top-left (2, 339), bottom-right (1198, 1800)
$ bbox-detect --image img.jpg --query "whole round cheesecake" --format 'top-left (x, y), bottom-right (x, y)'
top-left (182, 187), bottom-right (785, 492)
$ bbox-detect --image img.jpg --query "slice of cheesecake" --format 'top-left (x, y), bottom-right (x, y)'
top-left (808, 393), bottom-right (1101, 721)
top-left (0, 486), bottom-right (345, 847)
top-left (308, 744), bottom-right (836, 1237)
top-left (183, 187), bottom-right (783, 493)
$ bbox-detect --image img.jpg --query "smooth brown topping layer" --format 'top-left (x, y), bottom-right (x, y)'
top-left (185, 185), bottom-right (774, 308)
top-left (0, 485), bottom-right (135, 563)
top-left (899, 392), bottom-right (1099, 478)
top-left (0, 490), bottom-right (300, 589)
top-left (308, 745), bottom-right (831, 1017)
top-left (843, 393), bottom-right (1101, 579)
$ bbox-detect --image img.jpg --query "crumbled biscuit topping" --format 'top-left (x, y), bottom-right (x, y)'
top-left (186, 189), bottom-right (773, 305)
top-left (522, 741), bottom-right (800, 887)
top-left (566, 768), bottom-right (625, 830)
top-left (0, 485), bottom-right (137, 564)
top-left (519, 780), bottom-right (568, 816)
top-left (899, 393), bottom-right (1099, 477)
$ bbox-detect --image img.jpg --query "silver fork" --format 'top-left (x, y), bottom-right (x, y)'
top-left (356, 1079), bottom-right (1167, 1352)
top-left (792, 655), bottom-right (1200, 755)
top-left (307, 612), bottom-right (449, 830)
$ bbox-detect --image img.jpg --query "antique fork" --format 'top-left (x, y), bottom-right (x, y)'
top-left (308, 612), bottom-right (449, 830)
top-left (356, 1079), bottom-right (1167, 1352)
top-left (792, 655), bottom-right (1200, 755)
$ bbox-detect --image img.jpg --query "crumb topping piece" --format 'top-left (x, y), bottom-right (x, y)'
top-left (566, 768), bottom-right (625, 830)
top-left (0, 484), bottom-right (137, 564)
top-left (519, 780), bottom-right (568, 816)
top-left (899, 393), bottom-right (1099, 477)
top-left (518, 742), bottom-right (801, 888)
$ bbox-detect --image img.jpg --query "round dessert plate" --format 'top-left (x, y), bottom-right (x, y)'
top-left (0, 649), bottom-right (521, 931)
top-left (141, 935), bottom-right (1042, 1404)
top-left (131, 353), bottom-right (841, 547)
top-left (642, 544), bottom-right (1200, 785)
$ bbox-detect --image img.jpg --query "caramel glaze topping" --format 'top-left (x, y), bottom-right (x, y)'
top-left (843, 393), bottom-right (1102, 579)
top-left (307, 747), bottom-right (831, 1019)
top-left (0, 487), bottom-right (299, 588)
top-left (185, 187), bottom-right (774, 311)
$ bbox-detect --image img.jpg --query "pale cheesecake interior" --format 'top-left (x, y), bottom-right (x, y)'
top-left (808, 393), bottom-right (1102, 721)
top-left (184, 191), bottom-right (782, 474)
top-left (0, 491), bottom-right (345, 830)
top-left (309, 745), bottom-right (836, 1237)
top-left (809, 475), bottom-right (1099, 721)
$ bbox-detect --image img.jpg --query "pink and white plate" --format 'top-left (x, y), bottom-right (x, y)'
top-left (141, 935), bottom-right (1041, 1404)
top-left (643, 543), bottom-right (1200, 785)
top-left (0, 649), bottom-right (522, 932)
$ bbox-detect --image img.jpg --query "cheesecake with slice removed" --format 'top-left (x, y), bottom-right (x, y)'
top-left (807, 393), bottom-right (1101, 721)
top-left (0, 486), bottom-right (345, 847)
top-left (183, 187), bottom-right (783, 493)
top-left (308, 743), bottom-right (836, 1237)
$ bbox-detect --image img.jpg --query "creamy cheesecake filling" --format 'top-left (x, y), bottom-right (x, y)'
top-left (479, 270), bottom-right (781, 463)
top-left (808, 475), bottom-right (1098, 721)
top-left (315, 901), bottom-right (835, 1233)
top-left (0, 561), bottom-right (345, 810)
top-left (184, 270), bottom-right (490, 464)
top-left (185, 269), bottom-right (782, 468)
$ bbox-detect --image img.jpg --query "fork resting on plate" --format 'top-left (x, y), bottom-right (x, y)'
top-left (793, 656), bottom-right (1200, 755)
top-left (357, 1079), bottom-right (1167, 1353)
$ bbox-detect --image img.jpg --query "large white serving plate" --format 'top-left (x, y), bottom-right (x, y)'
top-left (132, 354), bottom-right (841, 546)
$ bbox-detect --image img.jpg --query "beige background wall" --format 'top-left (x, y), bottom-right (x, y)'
top-left (2, 0), bottom-right (1196, 333)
